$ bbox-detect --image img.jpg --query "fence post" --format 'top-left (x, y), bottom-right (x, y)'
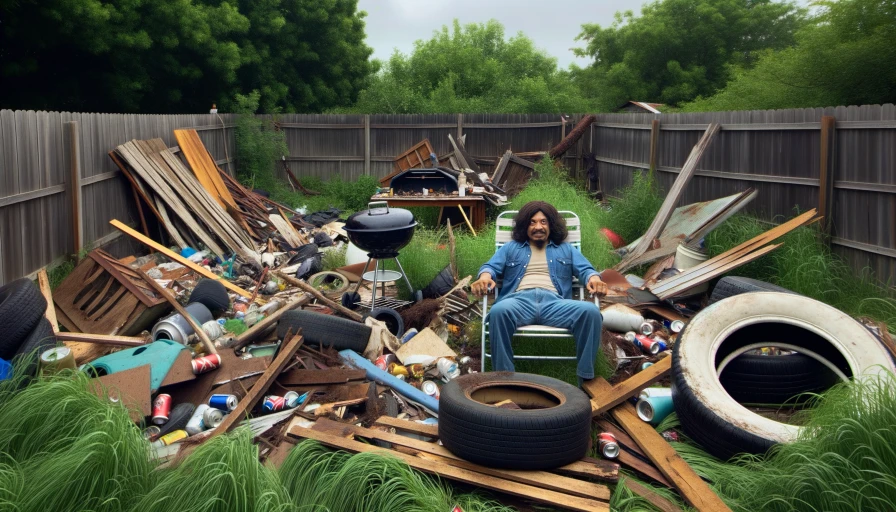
top-left (364, 114), bottom-right (370, 176)
top-left (67, 121), bottom-right (83, 259)
top-left (456, 113), bottom-right (463, 141)
top-left (818, 115), bottom-right (836, 240)
top-left (648, 119), bottom-right (660, 177)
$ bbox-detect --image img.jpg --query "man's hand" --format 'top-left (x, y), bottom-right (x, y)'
top-left (471, 273), bottom-right (496, 298)
top-left (587, 275), bottom-right (608, 297)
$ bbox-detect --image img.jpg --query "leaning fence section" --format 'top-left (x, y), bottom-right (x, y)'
top-left (590, 104), bottom-right (896, 288)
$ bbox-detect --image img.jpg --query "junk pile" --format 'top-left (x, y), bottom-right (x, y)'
top-left (1, 121), bottom-right (895, 512)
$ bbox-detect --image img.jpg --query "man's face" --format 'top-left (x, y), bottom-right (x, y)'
top-left (527, 211), bottom-right (549, 247)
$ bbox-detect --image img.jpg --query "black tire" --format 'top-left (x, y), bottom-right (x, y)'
top-left (13, 318), bottom-right (57, 376)
top-left (156, 402), bottom-right (195, 436)
top-left (709, 276), bottom-right (795, 305)
top-left (188, 280), bottom-right (230, 315)
top-left (0, 279), bottom-right (48, 359)
top-left (368, 307), bottom-right (404, 338)
top-left (277, 310), bottom-right (370, 352)
top-left (720, 353), bottom-right (839, 405)
top-left (673, 292), bottom-right (896, 460)
top-left (439, 372), bottom-right (592, 470)
top-left (341, 292), bottom-right (361, 310)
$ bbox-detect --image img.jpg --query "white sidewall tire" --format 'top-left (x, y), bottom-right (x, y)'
top-left (675, 292), bottom-right (895, 446)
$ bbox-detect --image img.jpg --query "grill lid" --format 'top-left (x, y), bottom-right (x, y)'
top-left (345, 201), bottom-right (417, 233)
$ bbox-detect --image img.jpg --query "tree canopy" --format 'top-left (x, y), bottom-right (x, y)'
top-left (0, 0), bottom-right (374, 113)
top-left (572, 0), bottom-right (806, 109)
top-left (682, 0), bottom-right (896, 111)
top-left (348, 20), bottom-right (595, 114)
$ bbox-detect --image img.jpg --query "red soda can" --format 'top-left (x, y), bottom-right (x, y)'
top-left (152, 394), bottom-right (172, 425)
top-left (375, 354), bottom-right (396, 371)
top-left (598, 432), bottom-right (620, 459)
top-left (624, 332), bottom-right (661, 355)
top-left (263, 395), bottom-right (287, 412)
top-left (191, 354), bottom-right (222, 375)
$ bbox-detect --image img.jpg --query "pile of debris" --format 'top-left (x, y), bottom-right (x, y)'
top-left (1, 119), bottom-right (895, 512)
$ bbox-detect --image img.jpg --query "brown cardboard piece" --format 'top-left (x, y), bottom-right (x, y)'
top-left (394, 327), bottom-right (457, 364)
top-left (159, 350), bottom-right (197, 387)
top-left (90, 364), bottom-right (152, 422)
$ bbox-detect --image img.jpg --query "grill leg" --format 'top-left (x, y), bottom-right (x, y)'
top-left (393, 257), bottom-right (415, 295)
top-left (352, 258), bottom-right (375, 293)
top-left (370, 259), bottom-right (379, 308)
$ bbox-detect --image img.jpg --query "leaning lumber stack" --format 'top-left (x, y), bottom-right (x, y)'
top-left (113, 138), bottom-right (260, 264)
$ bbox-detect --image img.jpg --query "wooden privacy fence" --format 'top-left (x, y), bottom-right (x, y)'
top-left (590, 104), bottom-right (896, 290)
top-left (1, 107), bottom-right (894, 288)
top-left (0, 111), bottom-right (236, 285)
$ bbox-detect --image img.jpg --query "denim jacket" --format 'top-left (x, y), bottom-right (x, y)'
top-left (477, 240), bottom-right (600, 302)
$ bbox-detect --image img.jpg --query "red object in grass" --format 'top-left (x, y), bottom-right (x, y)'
top-left (600, 228), bottom-right (625, 249)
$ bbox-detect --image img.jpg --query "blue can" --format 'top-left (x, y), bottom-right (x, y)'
top-left (209, 394), bottom-right (238, 411)
top-left (401, 328), bottom-right (419, 344)
top-left (663, 320), bottom-right (685, 333)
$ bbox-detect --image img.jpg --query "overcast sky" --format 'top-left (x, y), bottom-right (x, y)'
top-left (357, 0), bottom-right (647, 69)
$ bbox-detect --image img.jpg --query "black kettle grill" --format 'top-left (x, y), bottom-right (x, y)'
top-left (342, 201), bottom-right (421, 309)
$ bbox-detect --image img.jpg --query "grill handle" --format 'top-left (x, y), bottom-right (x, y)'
top-left (367, 201), bottom-right (390, 215)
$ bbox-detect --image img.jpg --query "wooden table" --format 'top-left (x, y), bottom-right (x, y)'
top-left (374, 195), bottom-right (487, 230)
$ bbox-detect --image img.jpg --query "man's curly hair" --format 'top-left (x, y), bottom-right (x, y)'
top-left (512, 201), bottom-right (567, 244)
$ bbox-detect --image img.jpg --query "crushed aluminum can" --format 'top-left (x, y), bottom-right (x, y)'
top-left (639, 321), bottom-right (654, 336)
top-left (203, 407), bottom-right (225, 428)
top-left (375, 354), bottom-right (397, 371)
top-left (421, 380), bottom-right (440, 399)
top-left (662, 430), bottom-right (680, 443)
top-left (186, 404), bottom-right (210, 435)
top-left (663, 319), bottom-right (685, 333)
top-left (283, 391), bottom-right (302, 408)
top-left (152, 394), bottom-right (172, 425)
top-left (263, 395), bottom-right (288, 412)
top-left (191, 353), bottom-right (222, 375)
top-left (598, 432), bottom-right (620, 459)
top-left (624, 332), bottom-right (661, 355)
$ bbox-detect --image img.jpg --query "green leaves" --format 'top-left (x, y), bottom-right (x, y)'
top-left (1, 0), bottom-right (373, 113)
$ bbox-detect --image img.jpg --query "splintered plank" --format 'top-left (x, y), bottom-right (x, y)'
top-left (623, 479), bottom-right (683, 512)
top-left (55, 332), bottom-right (147, 347)
top-left (288, 422), bottom-right (610, 512)
top-left (277, 368), bottom-right (367, 386)
top-left (584, 355), bottom-right (672, 416)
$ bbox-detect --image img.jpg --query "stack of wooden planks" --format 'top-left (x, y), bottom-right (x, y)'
top-left (112, 138), bottom-right (260, 264)
top-left (287, 416), bottom-right (621, 512)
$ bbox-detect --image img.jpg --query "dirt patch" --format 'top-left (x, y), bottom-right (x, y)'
top-left (400, 299), bottom-right (442, 331)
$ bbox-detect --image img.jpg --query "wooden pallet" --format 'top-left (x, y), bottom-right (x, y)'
top-left (53, 249), bottom-right (169, 336)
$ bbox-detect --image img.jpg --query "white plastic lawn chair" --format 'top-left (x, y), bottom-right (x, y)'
top-left (480, 210), bottom-right (599, 372)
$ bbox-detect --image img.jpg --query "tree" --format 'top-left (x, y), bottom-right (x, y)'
top-left (0, 0), bottom-right (373, 113)
top-left (573, 0), bottom-right (806, 109)
top-left (349, 20), bottom-right (596, 114)
top-left (683, 0), bottom-right (896, 111)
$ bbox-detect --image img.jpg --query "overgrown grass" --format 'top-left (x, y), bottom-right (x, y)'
top-left (265, 174), bottom-right (379, 215)
top-left (604, 171), bottom-right (665, 246)
top-left (705, 215), bottom-right (896, 329)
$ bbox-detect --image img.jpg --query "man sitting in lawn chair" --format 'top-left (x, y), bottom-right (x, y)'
top-left (471, 201), bottom-right (608, 386)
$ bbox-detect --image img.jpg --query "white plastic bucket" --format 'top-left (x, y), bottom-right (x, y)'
top-left (345, 242), bottom-right (369, 266)
top-left (674, 243), bottom-right (710, 294)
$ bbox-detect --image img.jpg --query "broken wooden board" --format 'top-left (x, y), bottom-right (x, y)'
top-left (288, 420), bottom-right (610, 511)
top-left (56, 332), bottom-right (147, 347)
top-left (584, 355), bottom-right (672, 416)
top-left (173, 129), bottom-right (237, 209)
top-left (277, 368), bottom-right (366, 386)
top-left (380, 139), bottom-right (437, 186)
top-left (394, 327), bottom-right (456, 363)
top-left (36, 268), bottom-right (59, 333)
top-left (623, 478), bottom-right (683, 512)
top-left (616, 123), bottom-right (720, 272)
top-left (158, 350), bottom-right (197, 388)
top-left (90, 364), bottom-right (152, 422)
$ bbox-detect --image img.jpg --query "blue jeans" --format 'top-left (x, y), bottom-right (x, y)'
top-left (488, 288), bottom-right (602, 379)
